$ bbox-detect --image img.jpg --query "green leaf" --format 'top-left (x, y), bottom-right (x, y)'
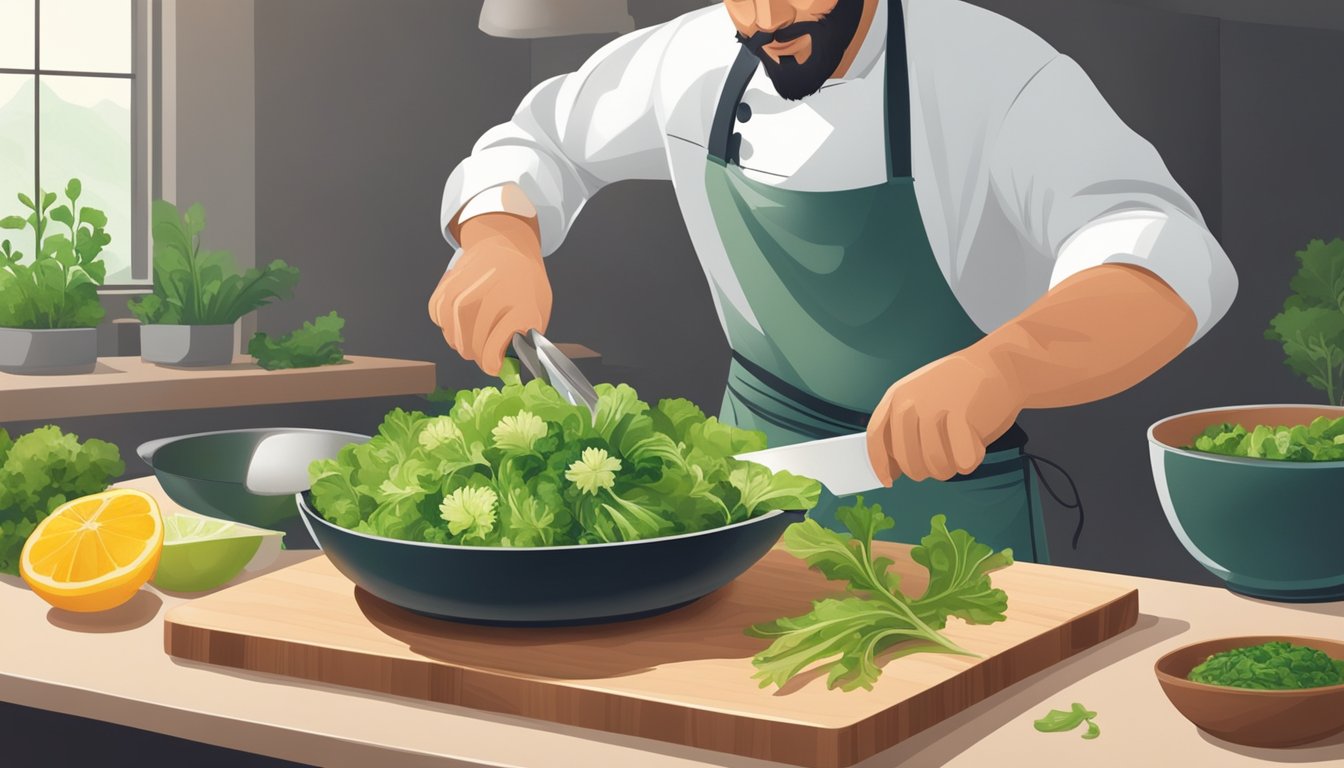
top-left (248, 311), bottom-right (346, 370)
top-left (746, 597), bottom-right (951, 692)
top-left (65, 178), bottom-right (81, 202)
top-left (79, 206), bottom-right (108, 229)
top-left (48, 206), bottom-right (74, 227)
top-left (1033, 703), bottom-right (1098, 739)
top-left (747, 499), bottom-right (1010, 692)
top-left (1267, 306), bottom-right (1344, 405)
top-left (0, 216), bottom-right (24, 229)
top-left (909, 514), bottom-right (1013, 627)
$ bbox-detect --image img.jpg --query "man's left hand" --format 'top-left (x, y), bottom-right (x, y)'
top-left (865, 350), bottom-right (1023, 484)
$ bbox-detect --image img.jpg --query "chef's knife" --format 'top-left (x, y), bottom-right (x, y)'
top-left (735, 433), bottom-right (884, 497)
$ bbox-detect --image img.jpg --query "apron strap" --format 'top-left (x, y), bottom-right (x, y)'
top-left (885, 0), bottom-right (913, 178)
top-left (708, 0), bottom-right (914, 178)
top-left (709, 48), bottom-right (758, 164)
top-left (1025, 453), bottom-right (1086, 549)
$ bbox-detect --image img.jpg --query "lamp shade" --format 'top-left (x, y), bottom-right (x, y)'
top-left (479, 0), bottom-right (636, 39)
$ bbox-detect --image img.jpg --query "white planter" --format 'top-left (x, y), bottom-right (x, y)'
top-left (141, 324), bottom-right (236, 367)
top-left (0, 327), bottom-right (98, 375)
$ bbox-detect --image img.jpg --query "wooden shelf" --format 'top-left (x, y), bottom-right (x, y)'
top-left (0, 356), bottom-right (437, 423)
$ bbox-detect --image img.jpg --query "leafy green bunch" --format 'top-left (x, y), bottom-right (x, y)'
top-left (746, 499), bottom-right (1012, 692)
top-left (1189, 641), bottom-right (1344, 690)
top-left (129, 200), bottom-right (299, 326)
top-left (249, 311), bottom-right (346, 370)
top-left (0, 179), bottom-right (110, 329)
top-left (0, 426), bottom-right (124, 575)
top-left (1267, 238), bottom-right (1344, 404)
top-left (1190, 415), bottom-right (1344, 461)
top-left (309, 362), bottom-right (821, 548)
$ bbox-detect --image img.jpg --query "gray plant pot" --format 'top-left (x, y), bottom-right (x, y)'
top-left (141, 324), bottom-right (236, 367)
top-left (0, 327), bottom-right (98, 375)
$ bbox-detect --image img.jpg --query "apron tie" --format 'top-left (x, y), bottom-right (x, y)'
top-left (1025, 453), bottom-right (1085, 549)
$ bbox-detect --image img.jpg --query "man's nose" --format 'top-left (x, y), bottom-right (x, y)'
top-left (750, 0), bottom-right (795, 33)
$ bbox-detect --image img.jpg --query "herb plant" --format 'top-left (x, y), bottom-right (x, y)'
top-left (308, 361), bottom-right (821, 547)
top-left (0, 426), bottom-right (124, 575)
top-left (0, 179), bottom-right (110, 329)
top-left (1189, 416), bottom-right (1344, 461)
top-left (1267, 238), bottom-right (1344, 405)
top-left (745, 498), bottom-right (1012, 692)
top-left (1189, 641), bottom-right (1344, 690)
top-left (128, 200), bottom-right (299, 326)
top-left (1034, 703), bottom-right (1101, 740)
top-left (249, 311), bottom-right (346, 370)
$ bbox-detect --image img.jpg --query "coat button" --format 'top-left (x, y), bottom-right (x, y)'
top-left (736, 102), bottom-right (752, 123)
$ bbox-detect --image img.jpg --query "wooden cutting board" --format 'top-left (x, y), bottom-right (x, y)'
top-left (164, 545), bottom-right (1138, 768)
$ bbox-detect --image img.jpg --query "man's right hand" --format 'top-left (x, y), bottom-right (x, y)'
top-left (429, 212), bottom-right (552, 375)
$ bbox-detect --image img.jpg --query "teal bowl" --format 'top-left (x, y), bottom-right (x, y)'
top-left (1149, 405), bottom-right (1344, 602)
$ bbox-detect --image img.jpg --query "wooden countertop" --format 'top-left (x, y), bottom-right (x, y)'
top-left (0, 355), bottom-right (437, 422)
top-left (1, 477), bottom-right (1342, 767)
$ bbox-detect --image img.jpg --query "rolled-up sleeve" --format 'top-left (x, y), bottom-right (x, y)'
top-left (441, 22), bottom-right (676, 256)
top-left (989, 55), bottom-right (1238, 343)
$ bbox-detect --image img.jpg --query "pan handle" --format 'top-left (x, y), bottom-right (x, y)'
top-left (136, 437), bottom-right (174, 468)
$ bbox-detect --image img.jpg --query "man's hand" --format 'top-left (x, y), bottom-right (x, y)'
top-left (864, 264), bottom-right (1197, 485)
top-left (865, 349), bottom-right (1023, 484)
top-left (429, 213), bottom-right (552, 375)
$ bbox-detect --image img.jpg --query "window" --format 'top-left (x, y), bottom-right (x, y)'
top-left (0, 0), bottom-right (152, 285)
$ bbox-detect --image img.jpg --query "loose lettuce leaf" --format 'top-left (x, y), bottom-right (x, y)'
top-left (747, 499), bottom-right (1013, 692)
top-left (1034, 703), bottom-right (1101, 739)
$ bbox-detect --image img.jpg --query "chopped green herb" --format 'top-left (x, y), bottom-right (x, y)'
top-left (1188, 641), bottom-right (1344, 690)
top-left (745, 498), bottom-right (1012, 692)
top-left (249, 311), bottom-right (346, 370)
top-left (1034, 703), bottom-right (1100, 740)
top-left (1187, 416), bottom-right (1344, 461)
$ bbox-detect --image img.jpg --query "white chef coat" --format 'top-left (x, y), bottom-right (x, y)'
top-left (441, 0), bottom-right (1237, 342)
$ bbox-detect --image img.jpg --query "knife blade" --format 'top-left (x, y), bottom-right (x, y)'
top-left (735, 432), bottom-right (884, 497)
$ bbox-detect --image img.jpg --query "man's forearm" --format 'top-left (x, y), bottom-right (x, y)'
top-left (964, 264), bottom-right (1198, 409)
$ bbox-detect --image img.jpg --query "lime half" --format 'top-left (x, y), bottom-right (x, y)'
top-left (151, 515), bottom-right (284, 593)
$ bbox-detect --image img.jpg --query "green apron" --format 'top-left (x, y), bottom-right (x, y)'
top-left (703, 2), bottom-right (1052, 561)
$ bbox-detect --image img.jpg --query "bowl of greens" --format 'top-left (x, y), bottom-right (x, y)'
top-left (298, 367), bottom-right (821, 625)
top-left (1155, 635), bottom-right (1344, 747)
top-left (1149, 405), bottom-right (1344, 602)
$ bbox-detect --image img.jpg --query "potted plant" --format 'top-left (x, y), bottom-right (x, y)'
top-left (1266, 238), bottom-right (1344, 404)
top-left (129, 200), bottom-right (299, 367)
top-left (0, 180), bottom-right (110, 375)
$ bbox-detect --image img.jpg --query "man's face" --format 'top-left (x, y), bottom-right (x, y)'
top-left (725, 0), bottom-right (866, 101)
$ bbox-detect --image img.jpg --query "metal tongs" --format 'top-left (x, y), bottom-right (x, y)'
top-left (511, 330), bottom-right (600, 420)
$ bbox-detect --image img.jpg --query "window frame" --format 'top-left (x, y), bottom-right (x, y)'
top-left (0, 0), bottom-right (156, 287)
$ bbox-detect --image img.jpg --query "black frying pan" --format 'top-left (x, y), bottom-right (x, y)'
top-left (297, 491), bottom-right (804, 626)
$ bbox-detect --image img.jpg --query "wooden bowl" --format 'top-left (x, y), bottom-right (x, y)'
top-left (1155, 635), bottom-right (1344, 747)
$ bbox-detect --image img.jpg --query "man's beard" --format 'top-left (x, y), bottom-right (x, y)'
top-left (735, 0), bottom-right (867, 101)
